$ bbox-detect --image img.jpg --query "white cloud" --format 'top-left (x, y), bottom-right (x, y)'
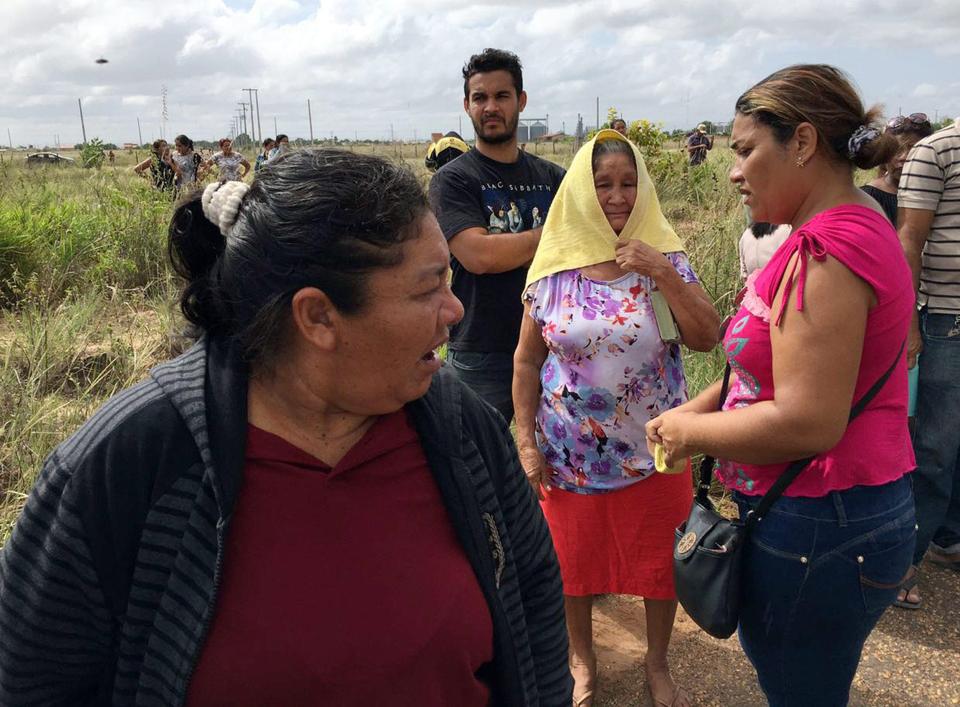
top-left (1, 0), bottom-right (958, 146)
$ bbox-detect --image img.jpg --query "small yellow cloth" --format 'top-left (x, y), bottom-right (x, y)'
top-left (654, 443), bottom-right (687, 474)
top-left (525, 129), bottom-right (684, 289)
top-left (434, 135), bottom-right (469, 155)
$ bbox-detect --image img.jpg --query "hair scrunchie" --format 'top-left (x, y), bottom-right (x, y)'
top-left (847, 125), bottom-right (881, 159)
top-left (202, 181), bottom-right (250, 238)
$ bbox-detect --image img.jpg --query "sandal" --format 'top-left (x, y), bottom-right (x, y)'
top-left (645, 662), bottom-right (691, 707)
top-left (647, 682), bottom-right (692, 707)
top-left (571, 660), bottom-right (598, 707)
top-left (893, 566), bottom-right (921, 610)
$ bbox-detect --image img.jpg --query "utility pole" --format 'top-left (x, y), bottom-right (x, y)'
top-left (7, 128), bottom-right (12, 149)
top-left (237, 102), bottom-right (248, 144)
top-left (136, 117), bottom-right (143, 146)
top-left (160, 85), bottom-right (168, 140)
top-left (458, 115), bottom-right (462, 136)
top-left (78, 98), bottom-right (88, 144)
top-left (274, 116), bottom-right (278, 136)
top-left (254, 89), bottom-right (262, 140)
top-left (243, 89), bottom-right (258, 143)
top-left (595, 96), bottom-right (599, 133)
top-left (307, 99), bottom-right (314, 143)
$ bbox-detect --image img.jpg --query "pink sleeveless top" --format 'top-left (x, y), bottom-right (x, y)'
top-left (718, 205), bottom-right (915, 497)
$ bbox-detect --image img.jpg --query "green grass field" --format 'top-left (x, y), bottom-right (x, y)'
top-left (0, 141), bottom-right (744, 543)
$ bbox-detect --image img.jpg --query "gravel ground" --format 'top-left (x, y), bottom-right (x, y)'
top-left (587, 558), bottom-right (960, 706)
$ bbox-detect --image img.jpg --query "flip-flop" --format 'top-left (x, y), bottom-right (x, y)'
top-left (573, 688), bottom-right (595, 707)
top-left (648, 683), bottom-right (691, 707)
top-left (571, 662), bottom-right (599, 707)
top-left (893, 566), bottom-right (921, 610)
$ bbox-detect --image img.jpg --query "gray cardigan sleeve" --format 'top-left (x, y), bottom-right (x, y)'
top-left (0, 454), bottom-right (114, 706)
top-left (490, 422), bottom-right (573, 706)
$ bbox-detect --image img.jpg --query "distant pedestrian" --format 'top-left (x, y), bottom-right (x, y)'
top-left (254, 138), bottom-right (275, 173)
top-left (171, 134), bottom-right (202, 189)
top-left (424, 131), bottom-right (469, 172)
top-left (862, 113), bottom-right (933, 224)
top-left (107, 150), bottom-right (116, 165)
top-left (268, 134), bottom-right (290, 163)
top-left (133, 139), bottom-right (175, 191)
top-left (685, 123), bottom-right (713, 166)
top-left (202, 138), bottom-right (250, 183)
top-left (610, 117), bottom-right (628, 137)
top-left (896, 115), bottom-right (960, 609)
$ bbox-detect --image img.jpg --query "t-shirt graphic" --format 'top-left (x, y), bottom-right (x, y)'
top-left (430, 149), bottom-right (566, 353)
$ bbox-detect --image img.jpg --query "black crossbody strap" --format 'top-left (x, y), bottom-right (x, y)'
top-left (745, 338), bottom-right (906, 527)
top-left (696, 364), bottom-right (733, 503)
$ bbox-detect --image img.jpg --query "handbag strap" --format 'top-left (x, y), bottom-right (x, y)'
top-left (695, 365), bottom-right (732, 500)
top-left (696, 340), bottom-right (906, 524)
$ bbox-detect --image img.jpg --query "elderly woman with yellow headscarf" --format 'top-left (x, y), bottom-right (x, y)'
top-left (513, 130), bottom-right (719, 707)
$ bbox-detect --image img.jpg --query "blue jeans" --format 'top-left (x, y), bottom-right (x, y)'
top-left (446, 350), bottom-right (514, 423)
top-left (734, 476), bottom-right (915, 707)
top-left (912, 310), bottom-right (960, 559)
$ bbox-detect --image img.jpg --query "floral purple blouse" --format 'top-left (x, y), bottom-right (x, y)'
top-left (525, 253), bottom-right (699, 494)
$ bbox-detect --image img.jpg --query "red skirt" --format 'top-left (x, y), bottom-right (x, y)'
top-left (540, 464), bottom-right (692, 599)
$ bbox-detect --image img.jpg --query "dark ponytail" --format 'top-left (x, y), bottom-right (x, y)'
top-left (167, 192), bottom-right (227, 334)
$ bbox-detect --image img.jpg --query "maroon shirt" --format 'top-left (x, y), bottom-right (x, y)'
top-left (185, 409), bottom-right (493, 706)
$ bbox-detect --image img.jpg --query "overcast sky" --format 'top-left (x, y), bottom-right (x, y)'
top-left (2, 0), bottom-right (958, 147)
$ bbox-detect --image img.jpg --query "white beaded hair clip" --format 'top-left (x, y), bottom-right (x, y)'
top-left (202, 181), bottom-right (251, 237)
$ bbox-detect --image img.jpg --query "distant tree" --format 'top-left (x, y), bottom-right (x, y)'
top-left (606, 106), bottom-right (620, 128)
top-left (80, 138), bottom-right (106, 169)
top-left (627, 120), bottom-right (667, 155)
top-left (932, 116), bottom-right (955, 131)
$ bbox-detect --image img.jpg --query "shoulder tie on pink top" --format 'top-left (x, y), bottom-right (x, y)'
top-left (772, 229), bottom-right (828, 327)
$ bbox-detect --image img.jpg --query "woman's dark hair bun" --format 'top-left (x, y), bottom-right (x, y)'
top-left (850, 106), bottom-right (900, 170)
top-left (167, 192), bottom-right (227, 332)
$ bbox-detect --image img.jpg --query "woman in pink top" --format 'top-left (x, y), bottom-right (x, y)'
top-left (646, 65), bottom-right (916, 706)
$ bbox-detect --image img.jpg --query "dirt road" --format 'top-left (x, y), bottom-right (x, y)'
top-left (590, 558), bottom-right (960, 706)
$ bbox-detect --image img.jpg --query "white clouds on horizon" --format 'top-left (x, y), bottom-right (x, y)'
top-left (1, 0), bottom-right (958, 146)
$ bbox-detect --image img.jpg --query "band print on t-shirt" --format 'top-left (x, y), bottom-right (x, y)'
top-left (480, 181), bottom-right (556, 234)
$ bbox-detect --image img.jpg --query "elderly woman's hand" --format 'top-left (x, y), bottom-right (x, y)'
top-left (518, 444), bottom-right (551, 501)
top-left (646, 408), bottom-right (699, 468)
top-left (614, 239), bottom-right (671, 279)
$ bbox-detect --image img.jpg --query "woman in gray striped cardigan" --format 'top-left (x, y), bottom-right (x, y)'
top-left (0, 150), bottom-right (572, 706)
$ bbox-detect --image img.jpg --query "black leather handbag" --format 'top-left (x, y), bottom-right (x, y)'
top-left (673, 342), bottom-right (904, 639)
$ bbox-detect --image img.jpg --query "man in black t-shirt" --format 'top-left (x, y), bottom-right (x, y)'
top-left (429, 48), bottom-right (566, 422)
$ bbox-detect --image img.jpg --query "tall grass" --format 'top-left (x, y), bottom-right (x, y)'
top-left (0, 143), bottom-right (745, 543)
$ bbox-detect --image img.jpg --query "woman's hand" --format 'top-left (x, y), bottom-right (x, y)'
top-left (614, 239), bottom-right (670, 279)
top-left (646, 408), bottom-right (699, 468)
top-left (518, 444), bottom-right (551, 501)
top-left (907, 311), bottom-right (923, 368)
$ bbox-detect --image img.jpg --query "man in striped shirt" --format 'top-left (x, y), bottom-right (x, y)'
top-left (897, 117), bottom-right (960, 608)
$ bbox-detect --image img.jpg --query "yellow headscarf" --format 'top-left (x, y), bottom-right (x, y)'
top-left (525, 129), bottom-right (684, 289)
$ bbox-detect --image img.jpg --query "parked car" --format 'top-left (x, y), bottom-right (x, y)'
top-left (24, 152), bottom-right (75, 166)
